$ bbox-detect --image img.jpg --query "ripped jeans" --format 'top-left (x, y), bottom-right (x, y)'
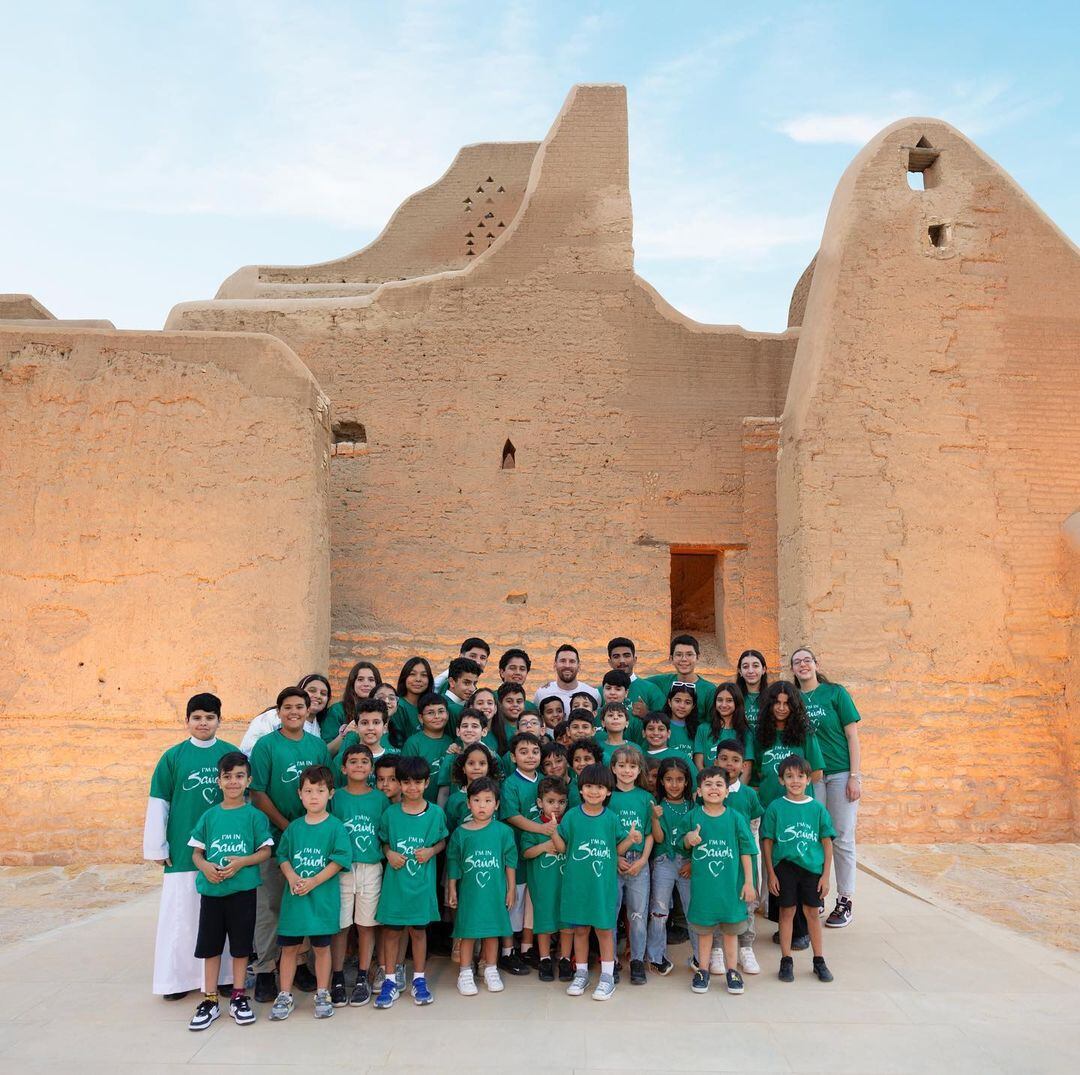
top-left (615, 849), bottom-right (650, 962)
top-left (646, 853), bottom-right (691, 964)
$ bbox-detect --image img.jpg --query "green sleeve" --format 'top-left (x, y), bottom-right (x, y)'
top-left (556, 814), bottom-right (570, 844)
top-left (431, 806), bottom-right (448, 843)
top-left (402, 735), bottom-right (421, 757)
top-left (446, 828), bottom-right (463, 879)
top-left (275, 824), bottom-right (292, 863)
top-left (253, 808), bottom-right (273, 847)
top-left (389, 707), bottom-right (412, 750)
top-left (743, 737), bottom-right (756, 763)
top-left (691, 725), bottom-right (710, 757)
top-left (498, 781), bottom-right (517, 821)
top-left (748, 788), bottom-right (764, 821)
top-left (377, 812), bottom-right (390, 845)
top-left (806, 734), bottom-right (825, 772)
top-left (818, 802), bottom-right (838, 840)
top-left (330, 821), bottom-right (352, 868)
top-left (189, 811), bottom-right (208, 848)
top-left (503, 824), bottom-right (519, 870)
top-left (317, 740), bottom-right (332, 766)
top-left (836, 685), bottom-right (861, 727)
top-left (148, 749), bottom-right (174, 800)
top-left (735, 811), bottom-right (754, 856)
top-left (249, 738), bottom-right (272, 794)
top-left (760, 803), bottom-right (777, 841)
top-left (320, 708), bottom-right (341, 746)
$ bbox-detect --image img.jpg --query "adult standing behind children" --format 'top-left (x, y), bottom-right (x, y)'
top-left (532, 644), bottom-right (600, 714)
top-left (144, 693), bottom-right (240, 1000)
top-left (606, 637), bottom-right (666, 718)
top-left (248, 687), bottom-right (333, 1002)
top-left (790, 648), bottom-right (862, 929)
top-left (433, 637), bottom-right (491, 693)
top-left (647, 635), bottom-right (718, 725)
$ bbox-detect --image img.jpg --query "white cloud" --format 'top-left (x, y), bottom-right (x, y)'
top-left (777, 112), bottom-right (898, 145)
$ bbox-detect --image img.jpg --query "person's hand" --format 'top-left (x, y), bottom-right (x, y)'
top-left (683, 824), bottom-right (703, 849)
top-left (768, 872), bottom-right (780, 897)
top-left (651, 802), bottom-right (663, 819)
top-left (447, 887), bottom-right (458, 909)
top-left (343, 720), bottom-right (358, 736)
top-left (678, 859), bottom-right (691, 879)
top-left (153, 858), bottom-right (172, 868)
top-left (218, 858), bottom-right (241, 880)
top-left (741, 881), bottom-right (756, 902)
top-left (414, 846), bottom-right (435, 864)
top-left (632, 699), bottom-right (647, 718)
top-left (199, 861), bottom-right (224, 884)
top-left (846, 775), bottom-right (862, 802)
top-left (817, 874), bottom-right (830, 899)
top-left (505, 887), bottom-right (515, 910)
top-left (447, 743), bottom-right (462, 756)
top-left (617, 856), bottom-right (631, 874)
top-left (627, 822), bottom-right (643, 846)
top-left (386, 850), bottom-right (407, 870)
top-left (291, 877), bottom-right (309, 896)
top-left (541, 818), bottom-right (558, 836)
top-left (627, 857), bottom-right (646, 877)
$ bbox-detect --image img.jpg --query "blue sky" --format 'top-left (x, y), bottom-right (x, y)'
top-left (2, 1), bottom-right (1077, 331)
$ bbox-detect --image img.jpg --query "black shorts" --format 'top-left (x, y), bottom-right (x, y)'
top-left (775, 859), bottom-right (821, 909)
top-left (194, 888), bottom-right (257, 959)
top-left (277, 933), bottom-right (332, 948)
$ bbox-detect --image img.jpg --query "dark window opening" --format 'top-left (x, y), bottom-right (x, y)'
top-left (332, 420), bottom-right (366, 444)
top-left (906, 138), bottom-right (941, 190)
top-left (928, 223), bottom-right (951, 248)
top-left (501, 439), bottom-right (516, 470)
top-left (670, 551), bottom-right (717, 635)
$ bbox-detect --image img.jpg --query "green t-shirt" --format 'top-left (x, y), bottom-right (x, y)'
top-left (646, 674), bottom-right (717, 724)
top-left (499, 770), bottom-right (542, 852)
top-left (801, 683), bottom-right (860, 775)
top-left (520, 829), bottom-right (565, 935)
top-left (390, 698), bottom-right (421, 749)
top-left (444, 788), bottom-right (472, 831)
top-left (609, 786), bottom-right (652, 857)
top-left (188, 802), bottom-right (273, 897)
top-left (566, 780), bottom-right (582, 808)
top-left (762, 796), bottom-right (836, 875)
top-left (724, 782), bottom-right (764, 883)
top-left (676, 805), bottom-right (754, 927)
top-left (595, 715), bottom-right (645, 746)
top-left (599, 738), bottom-right (631, 765)
top-left (447, 820), bottom-right (518, 939)
top-left (375, 802), bottom-right (448, 926)
top-left (149, 737), bottom-right (239, 873)
top-left (556, 806), bottom-right (627, 930)
top-left (646, 748), bottom-right (697, 790)
top-left (249, 729), bottom-right (332, 839)
top-left (627, 676), bottom-right (666, 714)
top-left (330, 787), bottom-right (388, 865)
top-left (667, 719), bottom-right (695, 765)
top-left (743, 692), bottom-right (761, 735)
top-left (402, 731), bottom-right (454, 802)
top-left (652, 799), bottom-right (692, 860)
top-left (440, 694), bottom-right (466, 729)
top-left (321, 702), bottom-right (346, 747)
top-left (693, 724), bottom-right (755, 767)
top-left (332, 735), bottom-right (393, 787)
top-left (275, 814), bottom-right (351, 937)
top-left (752, 733), bottom-right (826, 807)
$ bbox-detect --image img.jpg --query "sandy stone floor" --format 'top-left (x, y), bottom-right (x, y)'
top-left (0, 852), bottom-right (1078, 1073)
top-left (0, 863), bottom-right (159, 946)
top-left (860, 843), bottom-right (1080, 952)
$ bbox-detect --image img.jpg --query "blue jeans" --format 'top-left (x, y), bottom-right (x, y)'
top-left (646, 854), bottom-right (691, 964)
top-left (616, 850), bottom-right (650, 961)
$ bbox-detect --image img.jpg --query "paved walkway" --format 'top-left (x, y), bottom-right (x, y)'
top-left (1, 867), bottom-right (1077, 1073)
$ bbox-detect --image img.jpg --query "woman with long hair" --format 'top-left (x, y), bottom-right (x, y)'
top-left (790, 647), bottom-right (862, 929)
top-left (391, 656), bottom-right (435, 748)
top-left (735, 649), bottom-right (768, 733)
top-left (238, 673), bottom-right (330, 755)
top-left (661, 683), bottom-right (699, 767)
top-left (692, 681), bottom-right (752, 776)
top-left (322, 661), bottom-right (382, 755)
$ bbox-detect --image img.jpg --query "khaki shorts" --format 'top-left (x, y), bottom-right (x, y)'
top-left (689, 920), bottom-right (744, 937)
top-left (339, 862), bottom-right (383, 928)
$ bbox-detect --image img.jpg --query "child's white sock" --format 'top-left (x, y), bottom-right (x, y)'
top-left (600, 960), bottom-right (614, 977)
top-left (412, 971), bottom-right (425, 982)
top-left (575, 962), bottom-right (588, 973)
top-left (502, 946), bottom-right (513, 957)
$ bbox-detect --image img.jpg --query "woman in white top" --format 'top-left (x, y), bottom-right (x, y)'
top-left (239, 673), bottom-right (331, 755)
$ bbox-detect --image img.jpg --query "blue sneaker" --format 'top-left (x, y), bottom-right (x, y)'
top-left (411, 977), bottom-right (434, 1005)
top-left (373, 979), bottom-right (398, 1010)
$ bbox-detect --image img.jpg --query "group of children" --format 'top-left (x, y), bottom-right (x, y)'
top-left (145, 634), bottom-right (862, 1030)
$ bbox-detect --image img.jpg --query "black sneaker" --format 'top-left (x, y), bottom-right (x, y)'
top-left (825, 897), bottom-right (853, 928)
top-left (293, 964), bottom-right (318, 993)
top-left (792, 934), bottom-right (810, 951)
top-left (629, 959), bottom-right (647, 985)
top-left (778, 956), bottom-right (794, 983)
top-left (666, 923), bottom-right (689, 945)
top-left (725, 969), bottom-right (745, 995)
top-left (350, 976), bottom-right (371, 1006)
top-left (538, 957), bottom-right (555, 982)
top-left (330, 979), bottom-right (348, 1008)
top-left (254, 972), bottom-right (278, 1003)
top-left (229, 994), bottom-right (256, 1025)
top-left (813, 956), bottom-right (834, 982)
top-left (558, 957), bottom-right (574, 982)
top-left (650, 957), bottom-right (673, 976)
top-left (612, 963), bottom-right (621, 984)
top-left (771, 930), bottom-right (781, 945)
top-left (188, 997), bottom-right (220, 1031)
top-left (498, 948), bottom-right (531, 976)
top-left (690, 968), bottom-right (710, 994)
top-left (164, 991), bottom-right (190, 1002)
top-left (523, 946), bottom-right (540, 969)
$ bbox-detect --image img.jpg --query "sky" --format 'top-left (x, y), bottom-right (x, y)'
top-left (2, 1), bottom-right (1078, 331)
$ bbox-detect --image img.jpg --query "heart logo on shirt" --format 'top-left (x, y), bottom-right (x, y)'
top-left (201, 787), bottom-right (218, 804)
top-left (591, 860), bottom-right (603, 878)
top-left (406, 857), bottom-right (421, 876)
top-left (475, 871), bottom-right (489, 888)
top-left (708, 860), bottom-right (724, 878)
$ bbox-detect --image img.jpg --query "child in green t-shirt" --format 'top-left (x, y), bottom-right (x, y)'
top-left (693, 682), bottom-right (753, 775)
top-left (445, 743), bottom-right (498, 831)
top-left (596, 703), bottom-right (630, 764)
top-left (610, 746), bottom-right (655, 986)
top-left (551, 764), bottom-right (641, 1002)
top-left (762, 755), bottom-right (836, 984)
top-left (680, 766), bottom-right (756, 997)
top-left (435, 707), bottom-right (493, 806)
top-left (187, 750), bottom-right (273, 1031)
top-left (447, 777), bottom-right (519, 996)
top-left (328, 744), bottom-right (388, 1008)
top-left (334, 698), bottom-right (391, 781)
top-left (643, 712), bottom-right (697, 789)
top-left (521, 777), bottom-right (571, 982)
top-left (645, 756), bottom-right (695, 976)
top-left (567, 710), bottom-right (597, 743)
top-left (600, 671), bottom-right (647, 744)
top-left (538, 695), bottom-right (567, 735)
top-left (540, 740), bottom-right (570, 784)
top-left (566, 739), bottom-right (601, 808)
top-left (270, 765), bottom-right (351, 1022)
top-left (402, 693), bottom-right (455, 803)
top-left (373, 754), bottom-right (402, 804)
top-left (373, 756), bottom-right (448, 1009)
top-left (662, 684), bottom-right (700, 766)
top-left (715, 738), bottom-right (764, 977)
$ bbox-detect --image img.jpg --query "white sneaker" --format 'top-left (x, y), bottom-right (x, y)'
top-left (566, 969), bottom-right (589, 996)
top-left (738, 946), bottom-right (760, 974)
top-left (456, 969), bottom-right (478, 996)
top-left (708, 947), bottom-right (726, 974)
top-left (591, 973), bottom-right (616, 1001)
top-left (483, 967), bottom-right (505, 993)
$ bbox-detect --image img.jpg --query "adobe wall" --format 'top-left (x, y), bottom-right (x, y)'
top-left (216, 142), bottom-right (539, 300)
top-left (778, 120), bottom-right (1080, 840)
top-left (0, 324), bottom-right (331, 863)
top-left (168, 85), bottom-right (796, 683)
